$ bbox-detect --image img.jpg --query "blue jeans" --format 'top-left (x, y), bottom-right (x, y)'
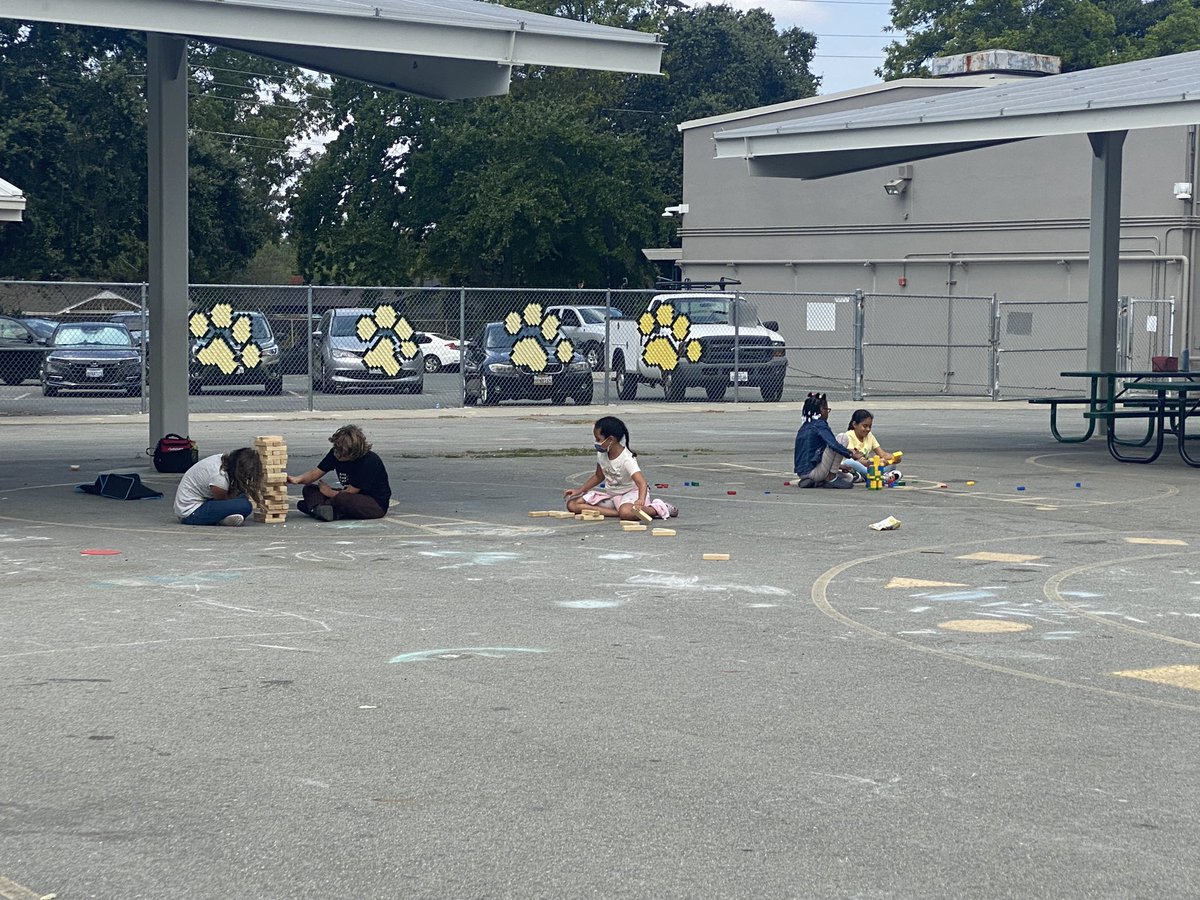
top-left (844, 458), bottom-right (897, 479)
top-left (181, 497), bottom-right (252, 525)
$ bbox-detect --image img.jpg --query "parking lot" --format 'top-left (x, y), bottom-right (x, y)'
top-left (2, 399), bottom-right (1199, 898)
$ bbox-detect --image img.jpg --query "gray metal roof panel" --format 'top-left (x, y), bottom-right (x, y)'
top-left (718, 50), bottom-right (1200, 139)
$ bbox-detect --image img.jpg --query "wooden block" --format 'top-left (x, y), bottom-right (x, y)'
top-left (651, 528), bottom-right (676, 537)
top-left (574, 513), bottom-right (586, 520)
top-left (265, 473), bottom-right (287, 484)
top-left (623, 524), bottom-right (647, 532)
top-left (702, 553), bottom-right (731, 561)
top-left (255, 435), bottom-right (284, 444)
top-left (635, 507), bottom-right (653, 524)
top-left (547, 510), bottom-right (574, 519)
top-left (528, 510), bottom-right (550, 517)
top-left (581, 514), bottom-right (605, 522)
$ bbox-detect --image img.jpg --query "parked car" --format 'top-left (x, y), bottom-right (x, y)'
top-left (190, 310), bottom-right (283, 395)
top-left (108, 311), bottom-right (149, 345)
top-left (417, 332), bottom-right (461, 373)
top-left (41, 321), bottom-right (143, 397)
top-left (463, 322), bottom-right (593, 405)
top-left (312, 308), bottom-right (424, 393)
top-left (0, 315), bottom-right (50, 385)
top-left (544, 304), bottom-right (628, 371)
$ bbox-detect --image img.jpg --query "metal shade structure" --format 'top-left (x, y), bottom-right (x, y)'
top-left (711, 51), bottom-right (1200, 385)
top-left (4, 0), bottom-right (663, 441)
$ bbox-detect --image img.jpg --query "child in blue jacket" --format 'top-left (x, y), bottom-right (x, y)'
top-left (793, 392), bottom-right (865, 488)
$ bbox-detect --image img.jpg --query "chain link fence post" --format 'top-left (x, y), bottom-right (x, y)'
top-left (603, 288), bottom-right (611, 405)
top-left (853, 289), bottom-right (865, 401)
top-left (1117, 295), bottom-right (1130, 369)
top-left (989, 293), bottom-right (1000, 400)
top-left (305, 285), bottom-right (314, 412)
top-left (459, 287), bottom-right (467, 407)
top-left (732, 293), bottom-right (741, 404)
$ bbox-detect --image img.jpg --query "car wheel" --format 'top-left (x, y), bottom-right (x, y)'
top-left (424, 355), bottom-right (442, 374)
top-left (705, 382), bottom-right (728, 401)
top-left (573, 379), bottom-right (594, 405)
top-left (663, 371), bottom-right (686, 402)
top-left (761, 375), bottom-right (784, 403)
top-left (188, 378), bottom-right (202, 395)
top-left (127, 384), bottom-right (142, 398)
top-left (582, 342), bottom-right (603, 372)
top-left (615, 357), bottom-right (637, 401)
top-left (265, 377), bottom-right (283, 396)
top-left (42, 384), bottom-right (58, 398)
top-left (2, 373), bottom-right (24, 386)
top-left (479, 373), bottom-right (499, 405)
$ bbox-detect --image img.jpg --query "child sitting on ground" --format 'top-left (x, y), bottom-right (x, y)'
top-left (839, 408), bottom-right (902, 486)
top-left (793, 392), bottom-right (865, 489)
top-left (174, 448), bottom-right (266, 526)
top-left (564, 415), bottom-right (678, 521)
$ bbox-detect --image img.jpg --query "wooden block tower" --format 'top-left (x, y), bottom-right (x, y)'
top-left (254, 435), bottom-right (289, 524)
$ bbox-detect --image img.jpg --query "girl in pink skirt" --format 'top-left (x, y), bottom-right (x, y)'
top-left (564, 415), bottom-right (678, 521)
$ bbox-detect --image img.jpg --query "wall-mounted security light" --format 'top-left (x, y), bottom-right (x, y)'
top-left (884, 165), bottom-right (913, 196)
top-left (1174, 182), bottom-right (1193, 200)
top-left (662, 203), bottom-right (690, 217)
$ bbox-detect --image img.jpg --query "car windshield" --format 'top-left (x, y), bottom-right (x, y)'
top-left (669, 298), bottom-right (760, 327)
top-left (53, 325), bottom-right (132, 347)
top-left (329, 314), bottom-right (370, 338)
top-left (577, 308), bottom-right (625, 324)
top-left (22, 319), bottom-right (56, 340)
top-left (482, 324), bottom-right (517, 349)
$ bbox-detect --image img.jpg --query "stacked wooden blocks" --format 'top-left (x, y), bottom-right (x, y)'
top-left (255, 435), bottom-right (289, 524)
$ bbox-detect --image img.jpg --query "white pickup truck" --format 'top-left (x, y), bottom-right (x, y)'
top-left (606, 290), bottom-right (787, 401)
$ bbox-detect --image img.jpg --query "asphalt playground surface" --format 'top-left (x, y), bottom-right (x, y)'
top-left (2, 399), bottom-right (1199, 899)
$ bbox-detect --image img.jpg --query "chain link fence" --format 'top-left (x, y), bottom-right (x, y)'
top-left (0, 280), bottom-right (1178, 415)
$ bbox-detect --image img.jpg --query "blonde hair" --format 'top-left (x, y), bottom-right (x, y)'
top-left (329, 424), bottom-right (371, 461)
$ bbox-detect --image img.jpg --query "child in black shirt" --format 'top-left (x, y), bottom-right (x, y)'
top-left (288, 424), bottom-right (391, 521)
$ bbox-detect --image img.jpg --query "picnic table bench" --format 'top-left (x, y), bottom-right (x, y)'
top-left (1030, 370), bottom-right (1200, 444)
top-left (1083, 379), bottom-right (1200, 465)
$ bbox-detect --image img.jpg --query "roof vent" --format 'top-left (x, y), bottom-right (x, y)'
top-left (931, 49), bottom-right (1061, 78)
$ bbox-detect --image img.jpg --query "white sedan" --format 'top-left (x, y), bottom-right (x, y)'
top-left (418, 332), bottom-right (462, 373)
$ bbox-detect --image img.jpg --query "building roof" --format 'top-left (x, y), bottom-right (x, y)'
top-left (678, 74), bottom-right (1026, 132)
top-left (0, 176), bottom-right (25, 222)
top-left (5, 0), bottom-right (663, 100)
top-left (712, 50), bottom-right (1200, 178)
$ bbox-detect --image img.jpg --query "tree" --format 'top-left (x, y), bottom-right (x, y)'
top-left (0, 24), bottom-right (312, 282)
top-left (881, 0), bottom-right (1200, 78)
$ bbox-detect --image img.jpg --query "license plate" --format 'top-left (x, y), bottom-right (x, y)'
top-left (533, 374), bottom-right (552, 386)
top-left (729, 371), bottom-right (749, 383)
top-left (86, 367), bottom-right (104, 378)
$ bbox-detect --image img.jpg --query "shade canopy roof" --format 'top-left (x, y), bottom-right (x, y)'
top-left (713, 50), bottom-right (1200, 178)
top-left (0, 177), bottom-right (25, 223)
top-left (5, 0), bottom-right (663, 100)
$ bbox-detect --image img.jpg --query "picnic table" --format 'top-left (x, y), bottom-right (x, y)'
top-left (1085, 378), bottom-right (1200, 465)
top-left (1029, 370), bottom-right (1200, 444)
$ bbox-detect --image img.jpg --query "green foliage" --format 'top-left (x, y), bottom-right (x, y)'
top-left (882, 0), bottom-right (1200, 78)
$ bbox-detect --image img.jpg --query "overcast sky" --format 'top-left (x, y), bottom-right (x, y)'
top-left (691, 0), bottom-right (895, 95)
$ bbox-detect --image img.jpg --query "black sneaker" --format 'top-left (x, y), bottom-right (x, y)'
top-left (796, 477), bottom-right (816, 488)
top-left (313, 505), bottom-right (335, 522)
top-left (297, 500), bottom-right (312, 516)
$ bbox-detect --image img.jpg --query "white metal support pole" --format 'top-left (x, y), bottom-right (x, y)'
top-left (147, 33), bottom-right (190, 445)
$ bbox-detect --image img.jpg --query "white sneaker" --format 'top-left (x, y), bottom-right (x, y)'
top-left (885, 470), bottom-right (902, 486)
top-left (219, 514), bottom-right (245, 527)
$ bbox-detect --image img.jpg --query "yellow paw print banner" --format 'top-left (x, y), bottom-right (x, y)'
top-left (638, 301), bottom-right (702, 372)
top-left (190, 304), bottom-right (262, 375)
top-left (503, 303), bottom-right (575, 373)
top-left (355, 304), bottom-right (419, 377)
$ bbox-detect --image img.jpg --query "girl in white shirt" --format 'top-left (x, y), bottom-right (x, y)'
top-left (564, 416), bottom-right (678, 521)
top-left (838, 409), bottom-right (902, 485)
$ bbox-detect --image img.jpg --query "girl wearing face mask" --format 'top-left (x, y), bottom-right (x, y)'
top-left (564, 416), bottom-right (678, 521)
